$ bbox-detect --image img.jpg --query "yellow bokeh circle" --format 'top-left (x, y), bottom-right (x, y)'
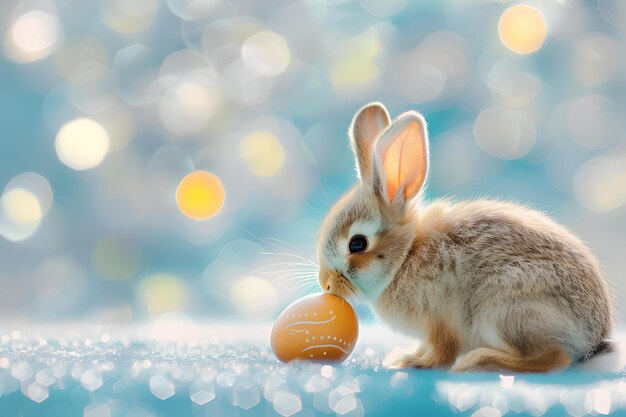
top-left (176, 170), bottom-right (225, 220)
top-left (139, 273), bottom-right (187, 316)
top-left (498, 5), bottom-right (547, 55)
top-left (239, 131), bottom-right (285, 177)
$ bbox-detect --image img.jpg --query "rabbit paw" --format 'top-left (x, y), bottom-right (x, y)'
top-left (385, 353), bottom-right (431, 369)
top-left (384, 346), bottom-right (438, 369)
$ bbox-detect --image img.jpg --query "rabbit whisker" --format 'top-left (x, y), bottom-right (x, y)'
top-left (281, 197), bottom-right (325, 219)
top-left (283, 281), bottom-right (315, 289)
top-left (246, 230), bottom-right (316, 261)
top-left (259, 251), bottom-right (316, 264)
top-left (278, 282), bottom-right (320, 296)
top-left (256, 268), bottom-right (315, 276)
top-left (273, 275), bottom-right (319, 283)
top-left (262, 236), bottom-right (298, 250)
top-left (284, 279), bottom-right (320, 289)
top-left (310, 171), bottom-right (331, 210)
top-left (261, 236), bottom-right (313, 258)
top-left (249, 262), bottom-right (318, 274)
top-left (259, 268), bottom-right (319, 276)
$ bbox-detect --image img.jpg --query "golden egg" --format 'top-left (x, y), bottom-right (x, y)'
top-left (271, 293), bottom-right (358, 363)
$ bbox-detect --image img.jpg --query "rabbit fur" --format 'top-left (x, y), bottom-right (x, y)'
top-left (316, 102), bottom-right (614, 372)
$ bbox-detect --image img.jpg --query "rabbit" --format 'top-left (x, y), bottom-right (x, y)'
top-left (316, 102), bottom-right (614, 372)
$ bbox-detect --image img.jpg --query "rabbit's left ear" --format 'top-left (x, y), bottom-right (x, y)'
top-left (349, 102), bottom-right (391, 183)
top-left (372, 111), bottom-right (429, 206)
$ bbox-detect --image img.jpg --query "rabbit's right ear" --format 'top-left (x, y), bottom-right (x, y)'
top-left (372, 111), bottom-right (429, 207)
top-left (349, 102), bottom-right (390, 183)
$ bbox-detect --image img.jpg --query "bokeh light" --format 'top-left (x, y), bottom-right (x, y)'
top-left (586, 388), bottom-right (612, 415)
top-left (229, 276), bottom-right (278, 320)
top-left (4, 10), bottom-right (61, 63)
top-left (67, 63), bottom-right (118, 114)
top-left (100, 0), bottom-right (159, 35)
top-left (159, 80), bottom-right (220, 136)
top-left (166, 0), bottom-right (221, 21)
top-left (55, 118), bottom-right (110, 170)
top-left (498, 5), bottom-right (547, 55)
top-left (97, 104), bottom-right (136, 151)
top-left (112, 44), bottom-right (161, 105)
top-left (597, 0), bottom-right (626, 31)
top-left (487, 58), bottom-right (540, 107)
top-left (4, 172), bottom-right (53, 217)
top-left (176, 171), bottom-right (225, 220)
top-left (138, 274), bottom-right (187, 316)
top-left (391, 31), bottom-right (469, 104)
top-left (0, 172), bottom-right (53, 242)
top-left (430, 133), bottom-right (500, 190)
top-left (2, 188), bottom-right (42, 225)
top-left (565, 95), bottom-right (622, 150)
top-left (573, 157), bottom-right (626, 213)
top-left (473, 107), bottom-right (536, 160)
top-left (239, 132), bottom-right (285, 177)
top-left (331, 31), bottom-right (382, 94)
top-left (572, 33), bottom-right (620, 86)
top-left (241, 31), bottom-right (291, 77)
top-left (221, 59), bottom-right (273, 106)
top-left (359, 0), bottom-right (408, 18)
top-left (0, 188), bottom-right (42, 241)
top-left (53, 34), bottom-right (109, 79)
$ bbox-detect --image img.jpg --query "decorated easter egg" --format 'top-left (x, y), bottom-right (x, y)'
top-left (271, 293), bottom-right (358, 363)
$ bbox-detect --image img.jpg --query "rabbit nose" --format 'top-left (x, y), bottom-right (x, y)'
top-left (318, 269), bottom-right (332, 292)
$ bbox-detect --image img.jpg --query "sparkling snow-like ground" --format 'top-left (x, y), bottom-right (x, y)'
top-left (0, 320), bottom-right (625, 417)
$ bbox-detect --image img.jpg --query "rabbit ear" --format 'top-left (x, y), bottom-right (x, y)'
top-left (372, 111), bottom-right (429, 206)
top-left (349, 102), bottom-right (390, 183)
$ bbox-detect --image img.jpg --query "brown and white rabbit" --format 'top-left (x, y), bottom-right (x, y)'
top-left (316, 102), bottom-right (614, 372)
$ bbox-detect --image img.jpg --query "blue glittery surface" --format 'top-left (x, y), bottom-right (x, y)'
top-left (1, 323), bottom-right (625, 417)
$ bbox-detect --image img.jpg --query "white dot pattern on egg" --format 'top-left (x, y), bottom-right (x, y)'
top-left (271, 293), bottom-right (358, 363)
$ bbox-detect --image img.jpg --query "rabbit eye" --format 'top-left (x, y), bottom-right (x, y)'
top-left (348, 235), bottom-right (368, 253)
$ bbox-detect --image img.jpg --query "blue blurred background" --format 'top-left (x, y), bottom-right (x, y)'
top-left (1, 0), bottom-right (625, 325)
